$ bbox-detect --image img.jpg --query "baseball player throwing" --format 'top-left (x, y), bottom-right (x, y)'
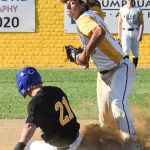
top-left (118, 0), bottom-right (144, 68)
top-left (14, 66), bottom-right (82, 150)
top-left (60, 0), bottom-right (141, 149)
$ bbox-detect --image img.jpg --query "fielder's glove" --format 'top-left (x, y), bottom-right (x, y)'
top-left (64, 45), bottom-right (83, 62)
top-left (14, 142), bottom-right (26, 150)
top-left (64, 45), bottom-right (89, 69)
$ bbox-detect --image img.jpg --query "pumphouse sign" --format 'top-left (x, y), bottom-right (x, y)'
top-left (99, 0), bottom-right (150, 8)
top-left (64, 0), bottom-right (150, 33)
top-left (0, 0), bottom-right (35, 32)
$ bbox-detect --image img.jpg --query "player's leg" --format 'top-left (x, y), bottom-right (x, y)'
top-left (133, 57), bottom-right (138, 68)
top-left (97, 72), bottom-right (114, 128)
top-left (131, 38), bottom-right (139, 68)
top-left (131, 30), bottom-right (139, 68)
top-left (110, 60), bottom-right (137, 141)
top-left (27, 140), bottom-right (57, 150)
top-left (121, 30), bottom-right (131, 58)
top-left (27, 134), bottom-right (82, 150)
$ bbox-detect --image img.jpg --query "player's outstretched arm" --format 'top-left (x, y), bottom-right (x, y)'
top-left (14, 123), bottom-right (36, 150)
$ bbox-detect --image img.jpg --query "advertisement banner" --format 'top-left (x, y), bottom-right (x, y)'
top-left (64, 0), bottom-right (150, 33)
top-left (0, 0), bottom-right (35, 32)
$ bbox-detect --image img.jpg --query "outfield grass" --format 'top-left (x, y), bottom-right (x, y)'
top-left (0, 68), bottom-right (149, 119)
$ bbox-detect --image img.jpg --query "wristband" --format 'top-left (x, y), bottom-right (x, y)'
top-left (14, 142), bottom-right (26, 150)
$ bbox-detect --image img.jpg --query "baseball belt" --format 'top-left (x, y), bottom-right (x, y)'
top-left (122, 28), bottom-right (139, 31)
top-left (100, 56), bottom-right (128, 75)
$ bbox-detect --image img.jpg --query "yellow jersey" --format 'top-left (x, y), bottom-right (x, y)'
top-left (76, 10), bottom-right (124, 71)
top-left (90, 6), bottom-right (106, 20)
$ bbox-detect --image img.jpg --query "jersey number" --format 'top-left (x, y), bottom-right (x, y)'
top-left (55, 97), bottom-right (74, 126)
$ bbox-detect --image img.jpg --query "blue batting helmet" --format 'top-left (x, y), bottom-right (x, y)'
top-left (16, 66), bottom-right (42, 98)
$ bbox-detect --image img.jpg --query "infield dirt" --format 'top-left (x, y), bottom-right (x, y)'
top-left (0, 106), bottom-right (150, 150)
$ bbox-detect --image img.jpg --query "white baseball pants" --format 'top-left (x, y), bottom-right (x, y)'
top-left (121, 29), bottom-right (139, 58)
top-left (97, 58), bottom-right (137, 140)
top-left (26, 133), bottom-right (82, 150)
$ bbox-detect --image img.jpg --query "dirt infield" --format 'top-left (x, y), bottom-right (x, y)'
top-left (0, 107), bottom-right (150, 150)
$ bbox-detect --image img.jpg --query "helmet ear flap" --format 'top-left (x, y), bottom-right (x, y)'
top-left (18, 82), bottom-right (27, 98)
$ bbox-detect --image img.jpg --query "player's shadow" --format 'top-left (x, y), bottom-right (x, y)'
top-left (79, 123), bottom-right (123, 150)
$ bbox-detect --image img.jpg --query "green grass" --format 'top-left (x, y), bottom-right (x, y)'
top-left (0, 68), bottom-right (149, 119)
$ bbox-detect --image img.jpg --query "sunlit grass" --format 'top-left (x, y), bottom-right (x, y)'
top-left (0, 68), bottom-right (149, 119)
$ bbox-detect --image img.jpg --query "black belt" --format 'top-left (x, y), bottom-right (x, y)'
top-left (122, 28), bottom-right (139, 31)
top-left (100, 56), bottom-right (128, 75)
top-left (100, 70), bottom-right (110, 74)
